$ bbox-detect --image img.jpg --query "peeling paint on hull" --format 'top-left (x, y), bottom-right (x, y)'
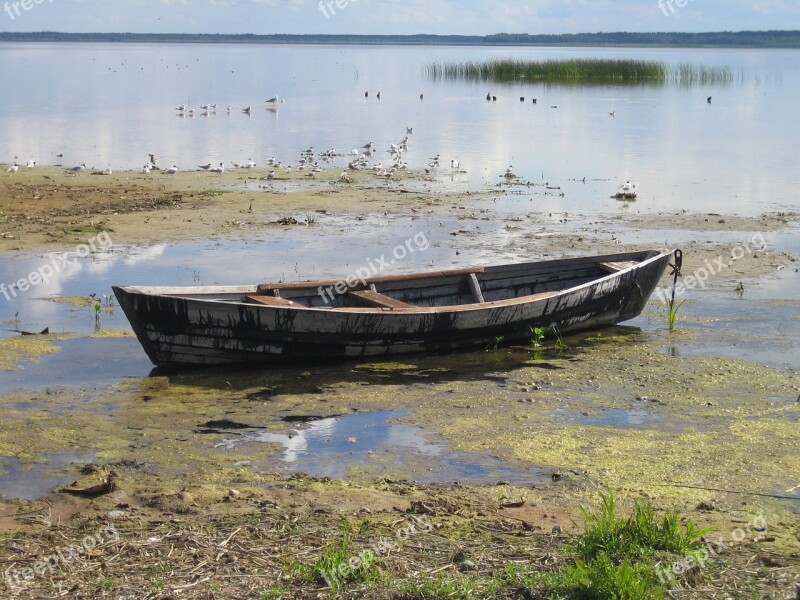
top-left (114, 251), bottom-right (673, 367)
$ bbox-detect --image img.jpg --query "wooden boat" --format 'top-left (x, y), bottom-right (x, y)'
top-left (113, 249), bottom-right (674, 367)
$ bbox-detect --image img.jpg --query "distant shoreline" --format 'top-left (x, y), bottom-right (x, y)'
top-left (1, 31), bottom-right (799, 48)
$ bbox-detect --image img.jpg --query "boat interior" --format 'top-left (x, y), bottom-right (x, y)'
top-left (239, 252), bottom-right (653, 310)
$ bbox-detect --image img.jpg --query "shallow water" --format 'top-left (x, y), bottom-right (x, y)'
top-left (0, 451), bottom-right (95, 500)
top-left (1, 43), bottom-right (799, 499)
top-left (0, 209), bottom-right (798, 397)
top-left (1, 44), bottom-right (799, 215)
top-left (210, 409), bottom-right (546, 484)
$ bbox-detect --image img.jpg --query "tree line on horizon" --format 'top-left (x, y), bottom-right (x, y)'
top-left (0, 31), bottom-right (798, 48)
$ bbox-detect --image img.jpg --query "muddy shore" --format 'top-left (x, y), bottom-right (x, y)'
top-left (0, 167), bottom-right (798, 598)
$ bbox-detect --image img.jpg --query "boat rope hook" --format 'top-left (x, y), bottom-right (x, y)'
top-left (668, 249), bottom-right (683, 306)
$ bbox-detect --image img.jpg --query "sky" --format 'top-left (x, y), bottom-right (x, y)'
top-left (1, 0), bottom-right (799, 35)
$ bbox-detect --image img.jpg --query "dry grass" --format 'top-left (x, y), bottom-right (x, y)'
top-left (1, 480), bottom-right (797, 599)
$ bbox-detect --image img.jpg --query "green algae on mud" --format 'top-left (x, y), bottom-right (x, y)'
top-left (426, 337), bottom-right (799, 508)
top-left (89, 328), bottom-right (134, 338)
top-left (0, 334), bottom-right (73, 370)
top-left (0, 331), bottom-right (797, 534)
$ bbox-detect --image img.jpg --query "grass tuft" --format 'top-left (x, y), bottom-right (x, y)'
top-left (425, 58), bottom-right (735, 86)
top-left (667, 297), bottom-right (686, 331)
top-left (526, 491), bottom-right (711, 599)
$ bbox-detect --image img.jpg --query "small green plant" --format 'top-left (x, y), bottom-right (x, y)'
top-left (575, 491), bottom-right (708, 562)
top-left (291, 523), bottom-right (381, 590)
top-left (149, 562), bottom-right (172, 574)
top-left (525, 491), bottom-right (711, 599)
top-left (93, 301), bottom-right (101, 323)
top-left (398, 575), bottom-right (476, 598)
top-left (487, 335), bottom-right (505, 352)
top-left (150, 577), bottom-right (165, 592)
top-left (666, 297), bottom-right (686, 331)
top-left (566, 554), bottom-right (662, 599)
top-left (259, 588), bottom-right (289, 600)
top-left (529, 326), bottom-right (547, 348)
top-left (551, 324), bottom-right (567, 350)
top-left (92, 575), bottom-right (114, 591)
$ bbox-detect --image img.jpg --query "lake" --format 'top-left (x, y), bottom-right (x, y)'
top-left (1, 43), bottom-right (799, 216)
top-left (1, 42), bottom-right (799, 493)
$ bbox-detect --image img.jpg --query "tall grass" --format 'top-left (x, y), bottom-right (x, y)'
top-left (669, 62), bottom-right (734, 85)
top-left (425, 58), bottom-right (734, 86)
top-left (528, 491), bottom-right (711, 599)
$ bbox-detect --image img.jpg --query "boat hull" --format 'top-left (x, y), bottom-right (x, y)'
top-left (114, 250), bottom-right (673, 367)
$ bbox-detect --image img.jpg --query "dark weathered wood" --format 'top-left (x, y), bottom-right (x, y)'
top-left (468, 273), bottom-right (485, 303)
top-left (348, 290), bottom-right (415, 309)
top-left (114, 249), bottom-right (674, 367)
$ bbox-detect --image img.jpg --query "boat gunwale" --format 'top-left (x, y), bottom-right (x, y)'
top-left (114, 250), bottom-right (673, 316)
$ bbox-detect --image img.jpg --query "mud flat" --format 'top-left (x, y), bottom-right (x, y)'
top-left (0, 167), bottom-right (799, 598)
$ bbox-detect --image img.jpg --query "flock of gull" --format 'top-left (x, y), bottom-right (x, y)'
top-left (5, 91), bottom-right (637, 192)
top-left (174, 95), bottom-right (284, 118)
top-left (135, 128), bottom-right (455, 182)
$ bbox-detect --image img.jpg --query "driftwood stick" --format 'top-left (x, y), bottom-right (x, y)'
top-left (640, 481), bottom-right (798, 500)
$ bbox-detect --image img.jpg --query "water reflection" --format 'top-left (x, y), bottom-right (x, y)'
top-left (0, 44), bottom-right (798, 215)
top-left (212, 410), bottom-right (546, 483)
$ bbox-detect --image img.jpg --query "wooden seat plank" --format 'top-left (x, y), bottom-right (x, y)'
top-left (247, 294), bottom-right (297, 307)
top-left (348, 290), bottom-right (414, 309)
top-left (598, 261), bottom-right (638, 273)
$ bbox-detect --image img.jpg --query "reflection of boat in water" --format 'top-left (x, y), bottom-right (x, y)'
top-left (114, 250), bottom-right (674, 367)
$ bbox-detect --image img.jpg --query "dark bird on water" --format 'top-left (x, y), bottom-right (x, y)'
top-left (707, 96), bottom-right (712, 104)
top-left (486, 92), bottom-right (491, 101)
top-left (377, 92), bottom-right (381, 100)
top-left (365, 91), bottom-right (369, 98)
top-left (420, 93), bottom-right (424, 100)
top-left (520, 97), bottom-right (525, 102)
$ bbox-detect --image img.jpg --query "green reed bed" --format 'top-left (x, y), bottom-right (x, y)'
top-left (425, 58), bottom-right (734, 85)
top-left (670, 62), bottom-right (735, 85)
